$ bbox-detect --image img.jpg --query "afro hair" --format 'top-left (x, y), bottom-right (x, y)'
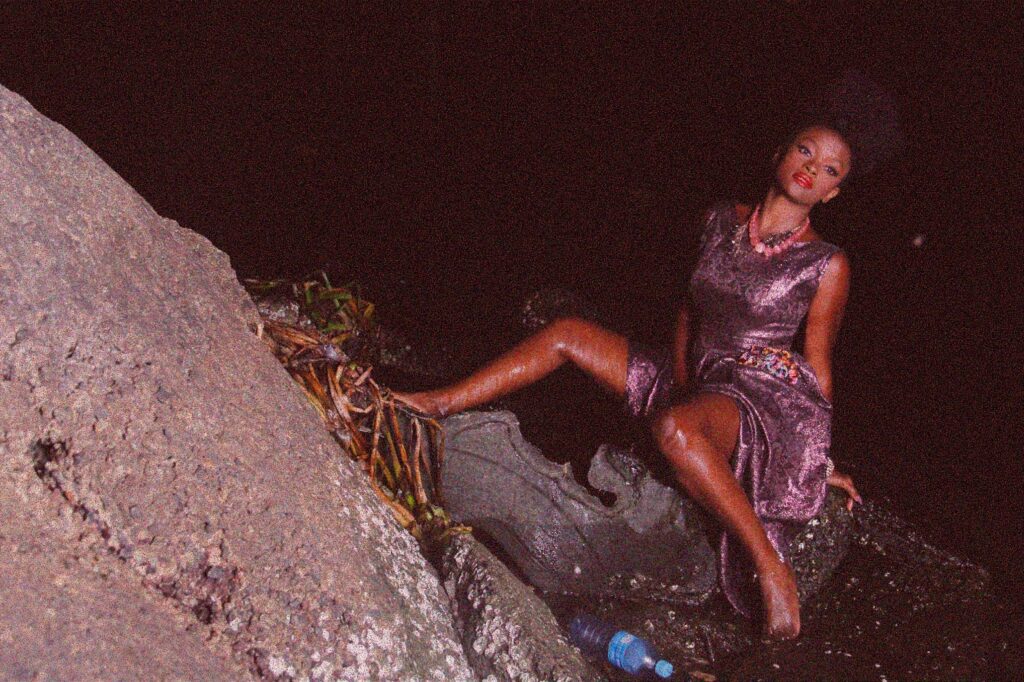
top-left (790, 69), bottom-right (904, 180)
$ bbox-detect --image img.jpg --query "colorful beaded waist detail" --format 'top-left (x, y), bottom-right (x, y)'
top-left (737, 345), bottom-right (800, 385)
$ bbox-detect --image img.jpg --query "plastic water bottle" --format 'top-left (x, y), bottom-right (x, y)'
top-left (569, 613), bottom-right (674, 678)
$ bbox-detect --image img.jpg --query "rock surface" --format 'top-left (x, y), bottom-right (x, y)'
top-left (517, 289), bottom-right (600, 334)
top-left (0, 382), bottom-right (247, 680)
top-left (441, 533), bottom-right (602, 682)
top-left (582, 497), bottom-right (1011, 681)
top-left (441, 411), bottom-right (717, 603)
top-left (0, 84), bottom-right (472, 680)
top-left (440, 410), bottom-right (854, 606)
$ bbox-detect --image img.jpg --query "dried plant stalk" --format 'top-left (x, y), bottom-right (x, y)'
top-left (243, 274), bottom-right (457, 544)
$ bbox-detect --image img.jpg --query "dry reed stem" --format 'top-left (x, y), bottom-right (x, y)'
top-left (408, 420), bottom-right (424, 507)
top-left (245, 275), bottom-right (454, 543)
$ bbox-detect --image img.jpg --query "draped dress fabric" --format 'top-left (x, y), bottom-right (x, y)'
top-left (626, 203), bottom-right (841, 616)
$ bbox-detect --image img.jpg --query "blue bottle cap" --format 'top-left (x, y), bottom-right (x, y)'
top-left (655, 659), bottom-right (674, 678)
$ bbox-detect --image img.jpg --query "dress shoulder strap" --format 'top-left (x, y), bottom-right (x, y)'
top-left (811, 243), bottom-right (845, 289)
top-left (700, 201), bottom-right (741, 245)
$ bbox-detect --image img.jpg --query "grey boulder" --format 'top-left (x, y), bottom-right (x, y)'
top-left (441, 533), bottom-right (603, 682)
top-left (0, 83), bottom-right (472, 681)
top-left (441, 411), bottom-right (717, 604)
top-left (440, 410), bottom-right (855, 607)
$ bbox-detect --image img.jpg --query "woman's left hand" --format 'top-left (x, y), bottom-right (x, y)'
top-left (828, 470), bottom-right (863, 511)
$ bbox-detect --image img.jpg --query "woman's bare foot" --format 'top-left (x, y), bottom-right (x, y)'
top-left (759, 558), bottom-right (801, 639)
top-left (392, 391), bottom-right (449, 417)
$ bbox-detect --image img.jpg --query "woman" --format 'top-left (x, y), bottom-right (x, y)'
top-left (397, 121), bottom-right (865, 639)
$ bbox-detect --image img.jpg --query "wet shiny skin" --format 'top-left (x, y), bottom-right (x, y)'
top-left (397, 130), bottom-right (860, 638)
top-left (396, 315), bottom-right (802, 638)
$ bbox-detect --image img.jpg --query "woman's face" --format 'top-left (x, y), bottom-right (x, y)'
top-left (774, 126), bottom-right (852, 206)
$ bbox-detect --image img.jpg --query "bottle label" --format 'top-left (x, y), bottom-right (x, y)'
top-left (607, 631), bottom-right (635, 668)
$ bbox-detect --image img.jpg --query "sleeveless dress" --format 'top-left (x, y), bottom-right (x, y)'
top-left (625, 202), bottom-right (840, 616)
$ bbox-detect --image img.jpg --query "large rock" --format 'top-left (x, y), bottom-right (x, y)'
top-left (0, 84), bottom-right (472, 680)
top-left (0, 382), bottom-right (247, 680)
top-left (441, 411), bottom-right (717, 603)
top-left (441, 534), bottom-right (602, 682)
top-left (440, 411), bottom-right (855, 608)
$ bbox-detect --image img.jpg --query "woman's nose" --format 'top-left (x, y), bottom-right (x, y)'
top-left (803, 162), bottom-right (817, 176)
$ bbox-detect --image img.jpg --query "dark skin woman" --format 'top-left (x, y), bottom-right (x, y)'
top-left (397, 124), bottom-right (863, 639)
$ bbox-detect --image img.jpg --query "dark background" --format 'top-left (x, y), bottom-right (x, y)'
top-left (2, 2), bottom-right (1020, 606)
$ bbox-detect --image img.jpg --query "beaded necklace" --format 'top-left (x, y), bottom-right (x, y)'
top-left (743, 204), bottom-right (811, 257)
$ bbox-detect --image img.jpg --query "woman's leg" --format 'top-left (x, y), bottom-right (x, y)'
top-left (651, 394), bottom-right (801, 639)
top-left (394, 317), bottom-right (628, 417)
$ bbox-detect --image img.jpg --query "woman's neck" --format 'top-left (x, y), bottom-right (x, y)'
top-left (758, 190), bottom-right (811, 236)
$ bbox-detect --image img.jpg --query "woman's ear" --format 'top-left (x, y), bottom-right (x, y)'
top-left (821, 186), bottom-right (841, 204)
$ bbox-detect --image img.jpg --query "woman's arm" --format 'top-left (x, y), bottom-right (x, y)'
top-left (672, 302), bottom-right (691, 388)
top-left (803, 251), bottom-right (851, 402)
top-left (805, 251), bottom-right (860, 510)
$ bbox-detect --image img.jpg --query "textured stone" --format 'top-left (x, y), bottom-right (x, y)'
top-left (441, 533), bottom-right (603, 682)
top-left (517, 289), bottom-right (600, 334)
top-left (441, 411), bottom-right (717, 604)
top-left (440, 410), bottom-right (855, 610)
top-left (789, 485), bottom-right (856, 600)
top-left (0, 380), bottom-right (246, 680)
top-left (0, 84), bottom-right (472, 680)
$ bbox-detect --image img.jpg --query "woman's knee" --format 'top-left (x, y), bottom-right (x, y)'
top-left (651, 406), bottom-right (701, 460)
top-left (653, 401), bottom-right (736, 472)
top-left (544, 317), bottom-right (600, 354)
top-left (537, 317), bottom-right (627, 394)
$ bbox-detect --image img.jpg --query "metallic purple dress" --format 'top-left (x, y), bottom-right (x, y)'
top-left (626, 203), bottom-right (840, 616)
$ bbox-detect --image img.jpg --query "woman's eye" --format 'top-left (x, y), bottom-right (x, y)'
top-left (826, 167), bottom-right (838, 177)
top-left (797, 144), bottom-right (810, 156)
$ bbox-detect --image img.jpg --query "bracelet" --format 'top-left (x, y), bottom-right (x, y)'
top-left (825, 457), bottom-right (835, 480)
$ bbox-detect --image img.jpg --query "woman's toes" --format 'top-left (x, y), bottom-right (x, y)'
top-left (393, 391), bottom-right (443, 417)
top-left (761, 562), bottom-right (801, 640)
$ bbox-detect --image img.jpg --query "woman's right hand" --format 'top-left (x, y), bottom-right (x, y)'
top-left (827, 470), bottom-right (862, 511)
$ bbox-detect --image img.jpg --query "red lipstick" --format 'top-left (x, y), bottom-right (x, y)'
top-left (793, 172), bottom-right (813, 189)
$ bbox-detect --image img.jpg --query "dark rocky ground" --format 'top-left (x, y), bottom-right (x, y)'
top-left (440, 403), bottom-right (1020, 681)
top-left (381, 291), bottom-right (1022, 681)
top-left (549, 500), bottom-right (1019, 681)
top-left (512, 390), bottom-right (1021, 681)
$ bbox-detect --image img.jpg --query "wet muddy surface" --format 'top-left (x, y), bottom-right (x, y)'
top-left (542, 499), bottom-right (1019, 681)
